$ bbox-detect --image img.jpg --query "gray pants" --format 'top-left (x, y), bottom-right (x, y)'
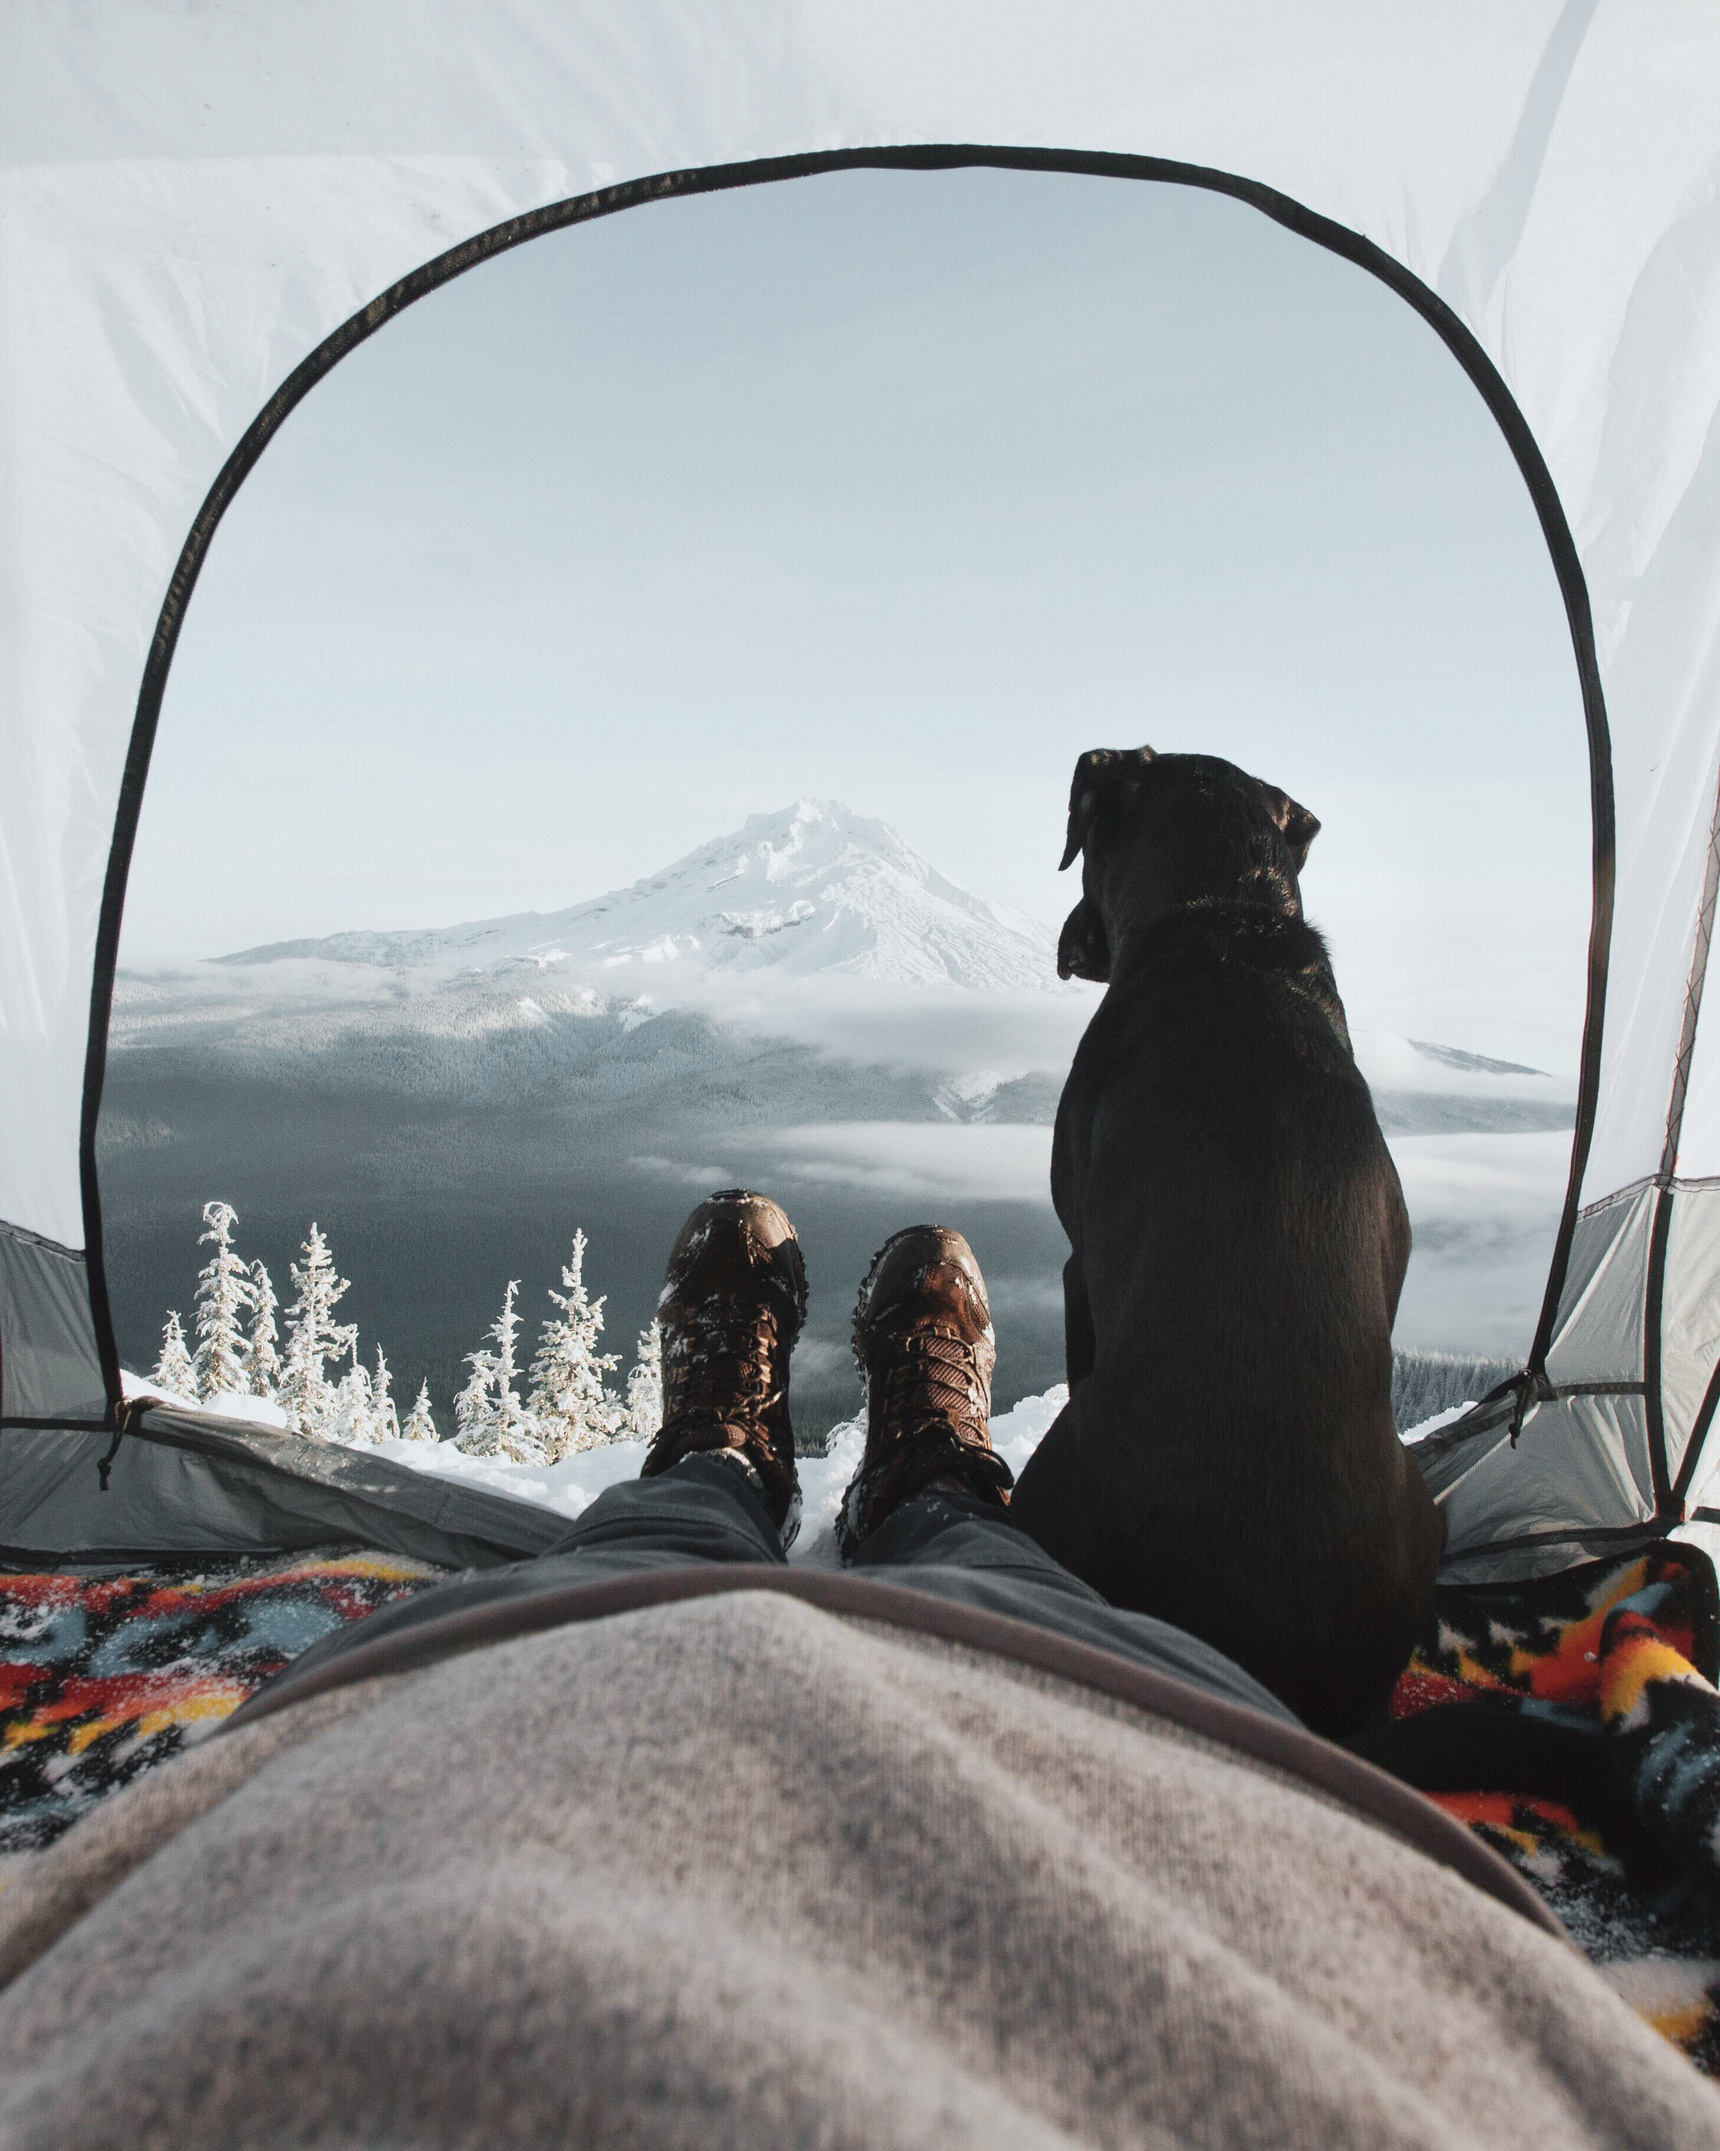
top-left (287, 1455), bottom-right (1295, 1724)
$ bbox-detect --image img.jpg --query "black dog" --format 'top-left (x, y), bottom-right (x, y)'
top-left (1010, 747), bottom-right (1443, 1736)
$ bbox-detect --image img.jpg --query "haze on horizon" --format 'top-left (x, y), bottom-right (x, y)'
top-left (125, 164), bottom-right (1592, 1076)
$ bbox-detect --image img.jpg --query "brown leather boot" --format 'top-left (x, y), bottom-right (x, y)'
top-left (641, 1190), bottom-right (808, 1545)
top-left (835, 1225), bottom-right (1013, 1560)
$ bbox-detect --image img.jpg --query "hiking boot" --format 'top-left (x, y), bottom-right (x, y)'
top-left (836, 1225), bottom-right (1013, 1560)
top-left (641, 1190), bottom-right (808, 1545)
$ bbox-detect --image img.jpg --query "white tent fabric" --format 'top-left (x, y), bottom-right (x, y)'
top-left (2, 1), bottom-right (1719, 1567)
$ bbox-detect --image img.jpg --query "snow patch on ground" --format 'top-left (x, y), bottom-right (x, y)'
top-left (338, 1382), bottom-right (1076, 1556)
top-left (118, 1376), bottom-right (1077, 1550)
top-left (1398, 1401), bottom-right (1476, 1445)
top-left (121, 1371), bottom-right (294, 1429)
top-left (359, 1430), bottom-right (653, 1526)
top-left (120, 1371), bottom-right (1468, 1554)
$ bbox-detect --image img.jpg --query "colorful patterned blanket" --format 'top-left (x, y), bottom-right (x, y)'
top-left (6, 1538), bottom-right (1720, 2075)
top-left (1357, 1541), bottom-right (1720, 2073)
top-left (0, 1548), bottom-right (445, 1866)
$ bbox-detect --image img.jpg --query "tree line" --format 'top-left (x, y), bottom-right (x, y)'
top-left (150, 1200), bottom-right (662, 1462)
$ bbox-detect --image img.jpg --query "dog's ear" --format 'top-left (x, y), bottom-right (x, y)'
top-left (1259, 783), bottom-right (1321, 873)
top-left (1059, 745), bottom-right (1156, 871)
top-left (1057, 896), bottom-right (1111, 982)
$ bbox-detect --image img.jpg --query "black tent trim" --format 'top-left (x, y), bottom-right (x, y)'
top-left (1636, 756), bottom-right (1720, 1517)
top-left (72, 145), bottom-right (1616, 1507)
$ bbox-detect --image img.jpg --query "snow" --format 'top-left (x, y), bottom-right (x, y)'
top-left (107, 806), bottom-right (1568, 1179)
top-left (211, 800), bottom-right (1060, 995)
top-left (790, 1390), bottom-right (1068, 1560)
top-left (933, 1071), bottom-right (1007, 1121)
top-left (1398, 1402), bottom-right (1476, 1445)
top-left (121, 1369), bottom-right (295, 1429)
top-left (113, 1380), bottom-right (1079, 1553)
top-left (1351, 1032), bottom-right (1562, 1101)
top-left (348, 1382), bottom-right (1075, 1557)
top-left (118, 1366), bottom-right (1487, 1567)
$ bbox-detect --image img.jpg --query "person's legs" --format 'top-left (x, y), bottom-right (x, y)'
top-left (281, 1193), bottom-right (1288, 1723)
top-left (541, 1450), bottom-right (785, 1573)
top-left (275, 1453), bottom-right (786, 1682)
top-left (849, 1487), bottom-right (1293, 1720)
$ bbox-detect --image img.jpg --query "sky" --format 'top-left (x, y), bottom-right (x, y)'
top-left (126, 164), bottom-right (1593, 1075)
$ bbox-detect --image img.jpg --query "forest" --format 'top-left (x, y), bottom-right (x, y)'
top-left (147, 1200), bottom-right (662, 1461)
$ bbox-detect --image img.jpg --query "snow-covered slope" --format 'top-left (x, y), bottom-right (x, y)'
top-left (219, 800), bottom-right (1058, 993)
top-left (308, 1384), bottom-right (1079, 1558)
top-left (206, 1377), bottom-right (1483, 1557)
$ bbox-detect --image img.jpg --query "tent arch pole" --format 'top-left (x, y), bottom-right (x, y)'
top-left (76, 142), bottom-right (1615, 1428)
top-left (1638, 757), bottom-right (1720, 1516)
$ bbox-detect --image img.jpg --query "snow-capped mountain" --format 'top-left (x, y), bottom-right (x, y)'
top-left (112, 800), bottom-right (1573, 1145)
top-left (218, 801), bottom-right (1059, 994)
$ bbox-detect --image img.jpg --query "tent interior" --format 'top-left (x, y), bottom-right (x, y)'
top-left (3, 6), bottom-right (1719, 1588)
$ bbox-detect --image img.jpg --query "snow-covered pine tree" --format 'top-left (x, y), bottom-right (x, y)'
top-left (371, 1344), bottom-right (399, 1442)
top-left (454, 1348), bottom-right (497, 1448)
top-left (190, 1200), bottom-right (253, 1402)
top-left (622, 1319), bottom-right (664, 1443)
top-left (456, 1281), bottom-right (545, 1463)
top-left (152, 1310), bottom-right (196, 1400)
top-left (328, 1341), bottom-right (376, 1447)
top-left (279, 1223), bottom-right (359, 1440)
top-left (400, 1379), bottom-right (438, 1444)
top-left (245, 1259), bottom-right (283, 1399)
top-left (527, 1231), bottom-right (621, 1460)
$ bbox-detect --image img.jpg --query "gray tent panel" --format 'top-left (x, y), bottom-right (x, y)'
top-left (1658, 1187), bottom-right (1720, 1496)
top-left (1540, 1186), bottom-right (1652, 1389)
top-left (1428, 1387), bottom-right (1657, 1586)
top-left (1433, 1184), bottom-right (1666, 1579)
top-left (0, 1407), bottom-right (569, 1572)
top-left (1433, 1178), bottom-right (1720, 1581)
top-left (0, 1223), bottom-right (107, 1425)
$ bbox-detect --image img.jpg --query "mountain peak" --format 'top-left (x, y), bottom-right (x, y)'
top-left (217, 802), bottom-right (1059, 994)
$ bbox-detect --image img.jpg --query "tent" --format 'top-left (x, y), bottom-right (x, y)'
top-left (1, 1), bottom-right (1717, 1577)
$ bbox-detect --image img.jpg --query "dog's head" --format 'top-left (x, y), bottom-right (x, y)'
top-left (1056, 747), bottom-right (1320, 981)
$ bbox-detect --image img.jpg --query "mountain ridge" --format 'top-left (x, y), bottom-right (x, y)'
top-left (216, 799), bottom-right (1060, 995)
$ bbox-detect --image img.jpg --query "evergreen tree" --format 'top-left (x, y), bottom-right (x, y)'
top-left (400, 1379), bottom-right (438, 1444)
top-left (527, 1232), bottom-right (620, 1460)
top-left (622, 1319), bottom-right (664, 1442)
top-left (370, 1344), bottom-right (399, 1442)
top-left (152, 1310), bottom-right (196, 1400)
top-left (245, 1260), bottom-right (283, 1398)
top-left (457, 1281), bottom-right (545, 1463)
top-left (328, 1340), bottom-right (376, 1447)
top-left (190, 1200), bottom-right (253, 1402)
top-left (454, 1347), bottom-right (499, 1451)
top-left (279, 1223), bottom-right (358, 1439)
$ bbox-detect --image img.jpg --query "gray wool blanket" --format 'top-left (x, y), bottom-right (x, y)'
top-left (0, 1586), bottom-right (1714, 2149)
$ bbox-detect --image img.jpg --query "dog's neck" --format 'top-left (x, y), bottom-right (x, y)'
top-left (1105, 890), bottom-right (1303, 979)
top-left (1107, 899), bottom-right (1351, 1053)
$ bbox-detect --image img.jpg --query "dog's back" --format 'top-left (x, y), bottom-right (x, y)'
top-left (1012, 751), bottom-right (1443, 1736)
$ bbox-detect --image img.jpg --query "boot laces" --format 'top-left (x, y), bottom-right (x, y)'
top-left (872, 1328), bottom-right (988, 1444)
top-left (665, 1296), bottom-right (787, 1431)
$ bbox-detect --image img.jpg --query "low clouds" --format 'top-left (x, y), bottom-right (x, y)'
top-left (748, 1121), bottom-right (1055, 1204)
top-left (1387, 1130), bottom-right (1570, 1352)
top-left (600, 968), bottom-right (1098, 1082)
